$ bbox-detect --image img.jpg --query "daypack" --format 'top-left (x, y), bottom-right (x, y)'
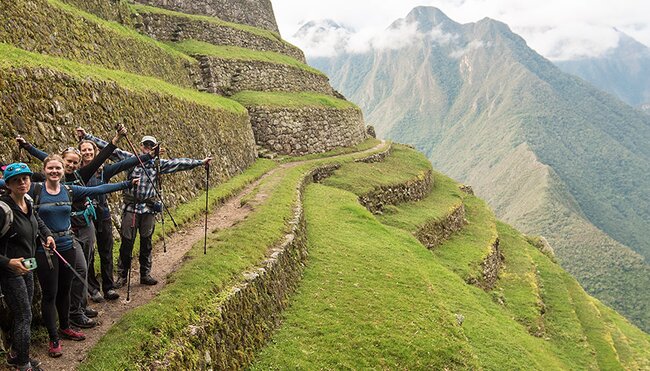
top-left (0, 201), bottom-right (12, 239)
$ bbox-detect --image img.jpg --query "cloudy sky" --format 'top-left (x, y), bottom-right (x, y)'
top-left (271, 0), bottom-right (650, 60)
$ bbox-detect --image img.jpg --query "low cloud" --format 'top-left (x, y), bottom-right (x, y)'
top-left (449, 40), bottom-right (489, 58)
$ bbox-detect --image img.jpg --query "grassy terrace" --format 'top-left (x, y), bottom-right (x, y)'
top-left (129, 3), bottom-right (291, 46)
top-left (378, 170), bottom-right (465, 232)
top-left (170, 40), bottom-right (323, 75)
top-left (0, 43), bottom-right (245, 114)
top-left (81, 142), bottom-right (387, 369)
top-left (252, 146), bottom-right (650, 368)
top-left (231, 91), bottom-right (359, 110)
top-left (50, 0), bottom-right (193, 63)
top-left (321, 144), bottom-right (432, 195)
top-left (252, 183), bottom-right (569, 369)
top-left (279, 138), bottom-right (382, 163)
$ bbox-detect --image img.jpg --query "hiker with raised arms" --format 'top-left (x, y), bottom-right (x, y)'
top-left (17, 125), bottom-right (129, 328)
top-left (77, 128), bottom-right (211, 286)
top-left (0, 163), bottom-right (53, 371)
top-left (76, 138), bottom-right (153, 302)
top-left (0, 154), bottom-right (139, 358)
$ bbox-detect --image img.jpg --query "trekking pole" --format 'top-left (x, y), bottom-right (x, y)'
top-left (119, 127), bottom-right (178, 228)
top-left (155, 147), bottom-right (167, 253)
top-left (51, 248), bottom-right (90, 291)
top-left (125, 255), bottom-right (132, 303)
top-left (204, 163), bottom-right (210, 255)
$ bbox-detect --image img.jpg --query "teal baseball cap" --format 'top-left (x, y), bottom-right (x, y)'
top-left (3, 163), bottom-right (33, 181)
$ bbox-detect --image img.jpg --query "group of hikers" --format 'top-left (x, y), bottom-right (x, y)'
top-left (0, 125), bottom-right (211, 371)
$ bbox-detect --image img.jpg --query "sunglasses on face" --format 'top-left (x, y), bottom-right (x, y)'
top-left (142, 141), bottom-right (156, 148)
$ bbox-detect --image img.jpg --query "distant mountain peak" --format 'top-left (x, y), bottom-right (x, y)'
top-left (400, 6), bottom-right (461, 33)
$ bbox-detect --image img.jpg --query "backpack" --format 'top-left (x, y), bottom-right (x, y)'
top-left (0, 201), bottom-right (12, 238)
top-left (32, 183), bottom-right (73, 210)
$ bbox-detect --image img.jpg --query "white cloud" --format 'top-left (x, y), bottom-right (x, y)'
top-left (449, 40), bottom-right (489, 59)
top-left (272, 0), bottom-right (650, 60)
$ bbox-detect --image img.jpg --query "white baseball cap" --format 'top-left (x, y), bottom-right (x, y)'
top-left (141, 135), bottom-right (158, 145)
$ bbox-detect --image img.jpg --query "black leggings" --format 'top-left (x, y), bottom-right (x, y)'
top-left (35, 248), bottom-right (76, 341)
top-left (0, 272), bottom-right (34, 365)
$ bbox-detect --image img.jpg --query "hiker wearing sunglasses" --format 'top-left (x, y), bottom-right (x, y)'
top-left (1, 155), bottom-right (139, 358)
top-left (76, 138), bottom-right (152, 302)
top-left (78, 129), bottom-right (211, 287)
top-left (17, 126), bottom-right (127, 328)
top-left (0, 163), bottom-right (53, 371)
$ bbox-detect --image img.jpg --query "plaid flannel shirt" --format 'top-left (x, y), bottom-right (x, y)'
top-left (84, 134), bottom-right (204, 214)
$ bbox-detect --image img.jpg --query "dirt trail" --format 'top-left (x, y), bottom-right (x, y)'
top-left (27, 141), bottom-right (387, 370)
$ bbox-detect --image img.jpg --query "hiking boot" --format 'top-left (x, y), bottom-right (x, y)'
top-left (60, 328), bottom-right (86, 341)
top-left (84, 307), bottom-right (98, 318)
top-left (70, 315), bottom-right (97, 329)
top-left (104, 289), bottom-right (120, 301)
top-left (6, 352), bottom-right (41, 369)
top-left (48, 341), bottom-right (62, 358)
top-left (90, 291), bottom-right (105, 303)
top-left (140, 275), bottom-right (158, 285)
top-left (114, 276), bottom-right (127, 288)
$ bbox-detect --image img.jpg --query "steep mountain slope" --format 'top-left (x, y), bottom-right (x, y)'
top-left (556, 30), bottom-right (650, 111)
top-left (307, 6), bottom-right (650, 331)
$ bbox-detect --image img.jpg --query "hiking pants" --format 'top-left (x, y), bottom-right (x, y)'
top-left (119, 212), bottom-right (155, 279)
top-left (35, 248), bottom-right (76, 341)
top-left (70, 232), bottom-right (91, 320)
top-left (0, 272), bottom-right (34, 365)
top-left (93, 218), bottom-right (115, 293)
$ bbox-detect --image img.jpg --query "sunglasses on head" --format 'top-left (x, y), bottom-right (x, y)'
top-left (62, 147), bottom-right (81, 155)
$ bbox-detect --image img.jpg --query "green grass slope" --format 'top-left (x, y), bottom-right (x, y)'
top-left (252, 147), bottom-right (650, 369)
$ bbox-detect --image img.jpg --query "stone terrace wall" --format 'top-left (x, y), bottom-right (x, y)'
top-left (359, 170), bottom-right (434, 214)
top-left (136, 10), bottom-right (305, 62)
top-left (0, 0), bottom-right (196, 87)
top-left (154, 165), bottom-right (338, 369)
top-left (60, 0), bottom-right (133, 25)
top-left (246, 107), bottom-right (367, 156)
top-left (0, 67), bottom-right (257, 210)
top-left (415, 203), bottom-right (467, 249)
top-left (466, 238), bottom-right (504, 291)
top-left (196, 56), bottom-right (334, 96)
top-left (135, 0), bottom-right (280, 33)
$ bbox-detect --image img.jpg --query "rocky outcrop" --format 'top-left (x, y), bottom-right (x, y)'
top-left (154, 164), bottom-right (336, 369)
top-left (0, 67), bottom-right (257, 211)
top-left (415, 203), bottom-right (467, 249)
top-left (135, 0), bottom-right (280, 33)
top-left (359, 170), bottom-right (433, 214)
top-left (246, 106), bottom-right (367, 156)
top-left (135, 9), bottom-right (305, 62)
top-left (0, 0), bottom-right (196, 87)
top-left (195, 56), bottom-right (334, 96)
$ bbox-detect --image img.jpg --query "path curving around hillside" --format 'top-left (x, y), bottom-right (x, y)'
top-left (26, 141), bottom-right (387, 371)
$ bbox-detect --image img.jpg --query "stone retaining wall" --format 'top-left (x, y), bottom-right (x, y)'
top-left (0, 67), bottom-right (257, 213)
top-left (135, 10), bottom-right (305, 62)
top-left (415, 203), bottom-right (467, 249)
top-left (0, 0), bottom-right (196, 87)
top-left (359, 170), bottom-right (433, 214)
top-left (154, 165), bottom-right (337, 369)
top-left (355, 144), bottom-right (391, 163)
top-left (246, 106), bottom-right (367, 156)
top-left (467, 238), bottom-right (504, 291)
top-left (60, 0), bottom-right (133, 25)
top-left (196, 56), bottom-right (333, 96)
top-left (135, 0), bottom-right (280, 33)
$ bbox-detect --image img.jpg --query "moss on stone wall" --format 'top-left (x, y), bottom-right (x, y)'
top-left (0, 66), bottom-right (257, 209)
top-left (0, 0), bottom-right (197, 87)
top-left (136, 0), bottom-right (280, 33)
top-left (60, 0), bottom-right (133, 25)
top-left (132, 3), bottom-right (305, 62)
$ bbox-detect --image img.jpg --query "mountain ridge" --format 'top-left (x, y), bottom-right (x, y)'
top-left (304, 6), bottom-right (650, 332)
